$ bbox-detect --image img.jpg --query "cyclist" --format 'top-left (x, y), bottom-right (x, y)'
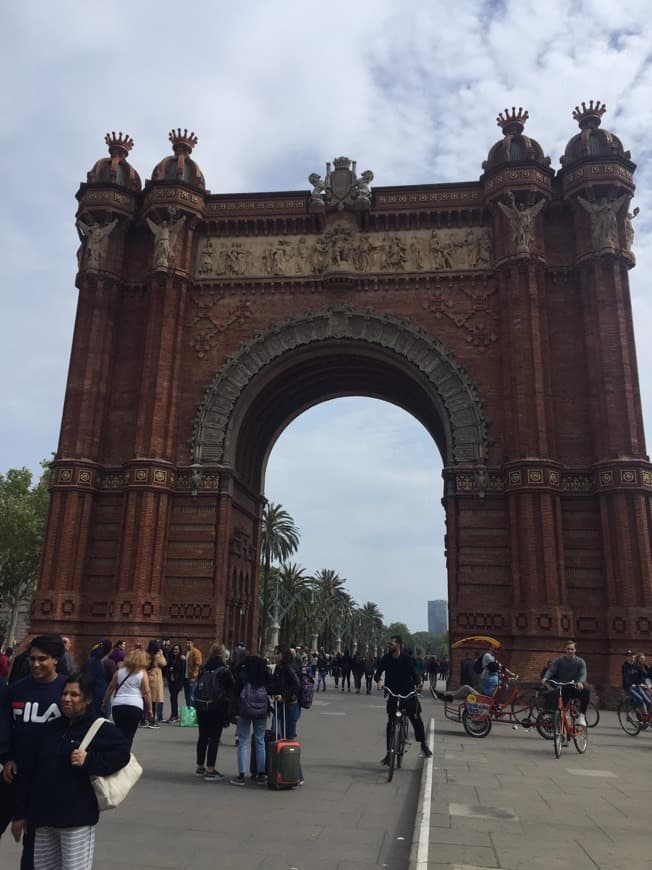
top-left (622, 650), bottom-right (649, 718)
top-left (374, 635), bottom-right (432, 764)
top-left (540, 640), bottom-right (590, 727)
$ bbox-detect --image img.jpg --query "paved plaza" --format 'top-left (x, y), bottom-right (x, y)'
top-left (1, 686), bottom-right (650, 869)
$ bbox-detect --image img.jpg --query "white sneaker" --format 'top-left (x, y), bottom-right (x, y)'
top-left (575, 713), bottom-right (587, 728)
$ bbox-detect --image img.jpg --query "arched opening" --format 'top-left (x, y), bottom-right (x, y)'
top-left (264, 396), bottom-right (446, 635)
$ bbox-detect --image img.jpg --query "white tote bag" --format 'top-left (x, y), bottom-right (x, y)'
top-left (79, 718), bottom-right (143, 811)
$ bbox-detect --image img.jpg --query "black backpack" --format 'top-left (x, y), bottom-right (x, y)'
top-left (194, 666), bottom-right (225, 711)
top-left (473, 654), bottom-right (485, 675)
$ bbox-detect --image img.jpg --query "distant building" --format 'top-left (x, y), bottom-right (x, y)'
top-left (428, 600), bottom-right (447, 635)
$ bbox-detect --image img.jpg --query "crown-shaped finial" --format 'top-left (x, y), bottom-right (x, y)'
top-left (332, 156), bottom-right (352, 169)
top-left (104, 131), bottom-right (134, 158)
top-left (572, 100), bottom-right (606, 130)
top-left (169, 128), bottom-right (198, 154)
top-left (496, 107), bottom-right (529, 136)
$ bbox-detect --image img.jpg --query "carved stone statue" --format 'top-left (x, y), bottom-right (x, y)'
top-left (497, 192), bottom-right (546, 254)
top-left (354, 169), bottom-right (374, 202)
top-left (76, 218), bottom-right (118, 270)
top-left (224, 242), bottom-right (247, 276)
top-left (625, 206), bottom-right (639, 251)
top-left (263, 241), bottom-right (289, 275)
top-left (146, 212), bottom-right (186, 269)
top-left (198, 239), bottom-right (215, 274)
top-left (384, 234), bottom-right (407, 270)
top-left (308, 172), bottom-right (327, 206)
top-left (430, 229), bottom-right (453, 270)
top-left (576, 192), bottom-right (629, 251)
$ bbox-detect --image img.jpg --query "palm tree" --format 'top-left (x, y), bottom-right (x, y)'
top-left (312, 569), bottom-right (350, 650)
top-left (276, 562), bottom-right (312, 645)
top-left (259, 502), bottom-right (300, 651)
top-left (359, 601), bottom-right (384, 653)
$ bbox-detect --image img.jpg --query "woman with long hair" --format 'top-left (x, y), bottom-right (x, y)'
top-left (146, 640), bottom-right (167, 726)
top-left (230, 654), bottom-right (270, 786)
top-left (102, 648), bottom-right (152, 750)
top-left (194, 643), bottom-right (235, 781)
top-left (12, 672), bottom-right (130, 870)
top-left (270, 643), bottom-right (304, 784)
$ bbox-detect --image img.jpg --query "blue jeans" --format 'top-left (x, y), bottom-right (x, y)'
top-left (183, 679), bottom-right (197, 707)
top-left (628, 685), bottom-right (649, 715)
top-left (317, 671), bottom-right (327, 691)
top-left (236, 717), bottom-right (267, 775)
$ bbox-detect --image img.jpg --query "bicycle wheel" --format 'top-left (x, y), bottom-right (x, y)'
top-left (617, 698), bottom-right (642, 736)
top-left (462, 710), bottom-right (492, 737)
top-left (553, 710), bottom-right (563, 758)
top-left (585, 701), bottom-right (600, 728)
top-left (396, 718), bottom-right (408, 769)
top-left (387, 719), bottom-right (401, 781)
top-left (535, 710), bottom-right (555, 740)
top-left (573, 725), bottom-right (588, 753)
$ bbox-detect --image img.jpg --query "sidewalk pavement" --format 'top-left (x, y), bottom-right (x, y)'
top-left (423, 692), bottom-right (651, 870)
top-left (0, 686), bottom-right (429, 869)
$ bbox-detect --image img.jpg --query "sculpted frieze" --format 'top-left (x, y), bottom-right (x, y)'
top-left (194, 226), bottom-right (492, 280)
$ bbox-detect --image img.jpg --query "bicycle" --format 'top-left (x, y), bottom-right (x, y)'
top-left (384, 687), bottom-right (417, 782)
top-left (617, 695), bottom-right (651, 736)
top-left (546, 679), bottom-right (588, 758)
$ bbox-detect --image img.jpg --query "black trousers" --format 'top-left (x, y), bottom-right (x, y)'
top-left (385, 695), bottom-right (425, 750)
top-left (112, 704), bottom-right (142, 750)
top-left (196, 709), bottom-right (224, 768)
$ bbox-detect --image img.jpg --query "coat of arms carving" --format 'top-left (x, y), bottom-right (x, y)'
top-left (309, 157), bottom-right (374, 211)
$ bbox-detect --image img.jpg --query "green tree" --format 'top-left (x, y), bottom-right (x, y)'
top-left (412, 630), bottom-right (449, 656)
top-left (259, 502), bottom-right (300, 651)
top-left (0, 464), bottom-right (50, 643)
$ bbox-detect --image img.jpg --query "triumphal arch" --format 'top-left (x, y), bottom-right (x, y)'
top-left (33, 103), bottom-right (652, 683)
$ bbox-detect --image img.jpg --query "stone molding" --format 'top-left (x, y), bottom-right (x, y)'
top-left (192, 307), bottom-right (490, 468)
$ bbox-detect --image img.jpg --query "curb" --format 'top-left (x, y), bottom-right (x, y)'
top-left (408, 716), bottom-right (435, 870)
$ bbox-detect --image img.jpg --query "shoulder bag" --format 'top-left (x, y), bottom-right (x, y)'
top-left (79, 718), bottom-right (143, 811)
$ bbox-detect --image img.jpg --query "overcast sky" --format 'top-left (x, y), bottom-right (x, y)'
top-left (3, 1), bottom-right (652, 633)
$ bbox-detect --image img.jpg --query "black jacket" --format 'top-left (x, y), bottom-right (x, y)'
top-left (270, 663), bottom-right (301, 702)
top-left (374, 652), bottom-right (418, 695)
top-left (15, 712), bottom-right (130, 828)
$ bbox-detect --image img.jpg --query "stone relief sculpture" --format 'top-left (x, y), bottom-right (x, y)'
top-left (576, 192), bottom-right (630, 251)
top-left (146, 211), bottom-right (186, 269)
top-left (497, 192), bottom-right (546, 254)
top-left (194, 226), bottom-right (493, 278)
top-left (76, 217), bottom-right (118, 269)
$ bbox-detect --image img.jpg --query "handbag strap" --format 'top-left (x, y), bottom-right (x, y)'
top-left (79, 717), bottom-right (109, 752)
top-left (114, 672), bottom-right (131, 696)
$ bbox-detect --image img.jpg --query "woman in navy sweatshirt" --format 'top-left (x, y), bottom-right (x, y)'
top-left (12, 671), bottom-right (130, 869)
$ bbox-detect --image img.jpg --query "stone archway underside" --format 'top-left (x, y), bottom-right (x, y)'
top-left (193, 307), bottom-right (490, 486)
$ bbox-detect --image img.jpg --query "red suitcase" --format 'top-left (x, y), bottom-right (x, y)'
top-left (267, 702), bottom-right (301, 790)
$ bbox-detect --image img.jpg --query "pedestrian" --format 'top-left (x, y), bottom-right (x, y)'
top-left (146, 640), bottom-right (167, 725)
top-left (316, 652), bottom-right (328, 692)
top-left (103, 648), bottom-right (152, 750)
top-left (270, 644), bottom-right (304, 785)
top-left (183, 639), bottom-right (203, 708)
top-left (85, 639), bottom-right (113, 717)
top-left (2, 633), bottom-right (68, 869)
top-left (230, 654), bottom-right (271, 786)
top-left (364, 652), bottom-right (375, 694)
top-left (340, 649), bottom-right (352, 693)
top-left (352, 653), bottom-right (365, 693)
top-left (11, 671), bottom-right (130, 870)
top-left (165, 643), bottom-right (185, 722)
top-left (194, 643), bottom-right (234, 781)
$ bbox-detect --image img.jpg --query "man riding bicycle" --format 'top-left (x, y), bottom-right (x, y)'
top-left (374, 635), bottom-right (432, 764)
top-left (540, 640), bottom-right (590, 727)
